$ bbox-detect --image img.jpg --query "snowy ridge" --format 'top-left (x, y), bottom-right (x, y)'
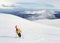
top-left (0, 13), bottom-right (60, 43)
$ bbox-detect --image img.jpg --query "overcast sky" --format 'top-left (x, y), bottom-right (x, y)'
top-left (0, 0), bottom-right (60, 9)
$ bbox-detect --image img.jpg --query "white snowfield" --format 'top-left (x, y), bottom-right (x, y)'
top-left (34, 19), bottom-right (60, 28)
top-left (0, 13), bottom-right (60, 43)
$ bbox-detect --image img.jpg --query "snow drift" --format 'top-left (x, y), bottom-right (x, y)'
top-left (0, 13), bottom-right (60, 43)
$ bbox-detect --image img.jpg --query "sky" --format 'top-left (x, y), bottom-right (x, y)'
top-left (0, 0), bottom-right (60, 9)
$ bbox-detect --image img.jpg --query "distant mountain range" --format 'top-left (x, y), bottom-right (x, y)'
top-left (0, 8), bottom-right (60, 20)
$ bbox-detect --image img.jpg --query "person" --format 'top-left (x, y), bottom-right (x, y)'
top-left (15, 25), bottom-right (22, 37)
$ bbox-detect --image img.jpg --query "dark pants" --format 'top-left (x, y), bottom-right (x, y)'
top-left (18, 33), bottom-right (21, 37)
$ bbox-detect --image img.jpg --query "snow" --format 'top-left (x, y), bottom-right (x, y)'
top-left (34, 19), bottom-right (60, 28)
top-left (0, 13), bottom-right (60, 43)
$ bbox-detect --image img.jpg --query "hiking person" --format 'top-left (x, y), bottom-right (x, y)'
top-left (15, 25), bottom-right (22, 37)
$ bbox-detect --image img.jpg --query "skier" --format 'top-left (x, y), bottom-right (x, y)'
top-left (15, 25), bottom-right (22, 37)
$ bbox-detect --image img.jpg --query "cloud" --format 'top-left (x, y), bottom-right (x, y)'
top-left (23, 10), bottom-right (46, 14)
top-left (1, 4), bottom-right (22, 7)
top-left (0, 0), bottom-right (60, 9)
top-left (47, 0), bottom-right (60, 9)
top-left (16, 2), bottom-right (56, 9)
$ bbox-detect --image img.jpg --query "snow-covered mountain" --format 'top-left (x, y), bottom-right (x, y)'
top-left (0, 8), bottom-right (60, 20)
top-left (0, 13), bottom-right (60, 43)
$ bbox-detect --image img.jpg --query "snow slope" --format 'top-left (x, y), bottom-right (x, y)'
top-left (0, 13), bottom-right (60, 43)
top-left (34, 19), bottom-right (60, 28)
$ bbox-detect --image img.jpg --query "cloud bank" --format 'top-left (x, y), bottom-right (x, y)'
top-left (0, 0), bottom-right (59, 9)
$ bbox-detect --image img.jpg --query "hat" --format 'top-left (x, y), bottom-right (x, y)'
top-left (15, 25), bottom-right (18, 30)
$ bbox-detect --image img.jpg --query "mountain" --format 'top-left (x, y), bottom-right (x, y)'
top-left (0, 8), bottom-right (60, 20)
top-left (0, 13), bottom-right (60, 43)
